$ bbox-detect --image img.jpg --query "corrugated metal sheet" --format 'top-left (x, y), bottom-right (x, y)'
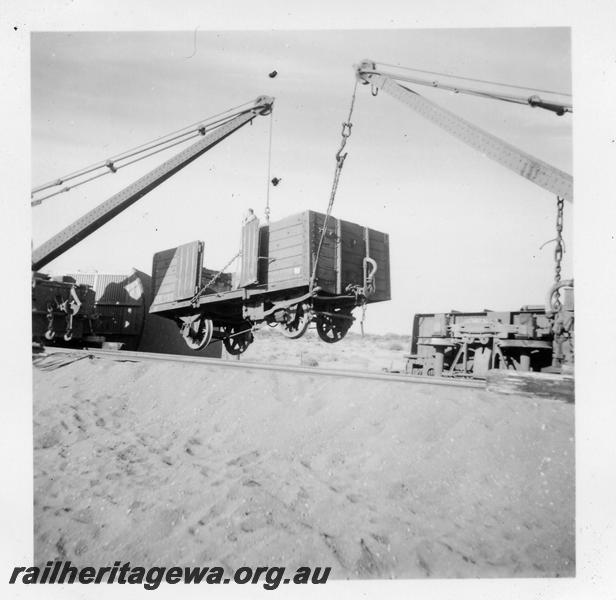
top-left (71, 273), bottom-right (96, 289)
top-left (70, 272), bottom-right (145, 305)
top-left (65, 271), bottom-right (147, 347)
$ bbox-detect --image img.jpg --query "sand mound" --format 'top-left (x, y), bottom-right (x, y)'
top-left (33, 353), bottom-right (574, 578)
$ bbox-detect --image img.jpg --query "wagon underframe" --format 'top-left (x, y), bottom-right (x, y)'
top-left (156, 284), bottom-right (365, 355)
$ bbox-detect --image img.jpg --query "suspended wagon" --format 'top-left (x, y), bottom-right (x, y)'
top-left (149, 210), bottom-right (391, 354)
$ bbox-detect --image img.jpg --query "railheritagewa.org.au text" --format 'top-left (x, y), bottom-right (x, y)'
top-left (9, 561), bottom-right (331, 590)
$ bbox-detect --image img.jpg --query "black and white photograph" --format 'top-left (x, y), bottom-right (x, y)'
top-left (2, 1), bottom-right (616, 598)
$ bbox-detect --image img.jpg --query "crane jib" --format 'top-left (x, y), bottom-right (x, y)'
top-left (366, 73), bottom-right (572, 202)
top-left (31, 111), bottom-right (259, 272)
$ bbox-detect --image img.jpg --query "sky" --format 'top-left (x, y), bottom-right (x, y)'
top-left (3, 3), bottom-right (616, 600)
top-left (30, 28), bottom-right (573, 334)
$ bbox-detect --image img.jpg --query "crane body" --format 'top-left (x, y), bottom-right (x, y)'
top-left (356, 60), bottom-right (572, 202)
top-left (32, 96), bottom-right (273, 272)
top-left (355, 60), bottom-right (574, 376)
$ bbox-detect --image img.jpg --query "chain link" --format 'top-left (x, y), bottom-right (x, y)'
top-left (553, 195), bottom-right (565, 310)
top-left (360, 301), bottom-right (367, 337)
top-left (191, 251), bottom-right (241, 305)
top-left (310, 79), bottom-right (359, 288)
top-left (265, 112), bottom-right (273, 223)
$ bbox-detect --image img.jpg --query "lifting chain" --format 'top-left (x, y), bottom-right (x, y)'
top-left (553, 195), bottom-right (565, 311)
top-left (190, 251), bottom-right (241, 306)
top-left (547, 195), bottom-right (567, 368)
top-left (310, 79), bottom-right (359, 289)
top-left (45, 302), bottom-right (55, 340)
top-left (360, 301), bottom-right (367, 337)
top-left (265, 112), bottom-right (274, 223)
top-left (343, 283), bottom-right (369, 337)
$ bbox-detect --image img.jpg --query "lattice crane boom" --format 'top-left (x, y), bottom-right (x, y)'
top-left (32, 96), bottom-right (274, 272)
top-left (356, 60), bottom-right (572, 202)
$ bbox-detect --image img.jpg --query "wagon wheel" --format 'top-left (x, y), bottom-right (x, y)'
top-left (280, 304), bottom-right (312, 339)
top-left (180, 315), bottom-right (214, 350)
top-left (223, 323), bottom-right (254, 355)
top-left (316, 312), bottom-right (353, 344)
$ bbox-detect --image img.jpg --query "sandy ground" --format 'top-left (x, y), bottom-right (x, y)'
top-left (32, 337), bottom-right (574, 579)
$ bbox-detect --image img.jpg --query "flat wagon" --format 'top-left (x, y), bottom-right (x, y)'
top-left (149, 210), bottom-right (391, 354)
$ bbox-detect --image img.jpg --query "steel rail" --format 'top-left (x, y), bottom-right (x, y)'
top-left (37, 347), bottom-right (486, 389)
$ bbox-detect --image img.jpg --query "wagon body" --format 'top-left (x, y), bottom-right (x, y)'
top-left (148, 210), bottom-right (390, 353)
top-left (257, 210), bottom-right (390, 301)
top-left (149, 210), bottom-right (390, 317)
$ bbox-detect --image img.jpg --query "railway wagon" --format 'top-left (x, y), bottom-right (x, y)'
top-left (404, 304), bottom-right (572, 378)
top-left (63, 270), bottom-right (222, 357)
top-left (149, 210), bottom-right (391, 354)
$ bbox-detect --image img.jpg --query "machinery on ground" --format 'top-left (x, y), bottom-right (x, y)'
top-left (404, 299), bottom-right (573, 379)
top-left (355, 60), bottom-right (574, 375)
top-left (31, 96), bottom-right (274, 347)
top-left (32, 272), bottom-right (97, 345)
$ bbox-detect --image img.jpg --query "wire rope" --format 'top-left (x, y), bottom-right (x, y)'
top-left (31, 129), bottom-right (205, 206)
top-left (32, 100), bottom-right (258, 197)
top-left (264, 112), bottom-right (274, 223)
top-left (375, 61), bottom-right (572, 97)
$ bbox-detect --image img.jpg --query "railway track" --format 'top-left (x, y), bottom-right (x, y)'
top-left (36, 346), bottom-right (486, 390)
